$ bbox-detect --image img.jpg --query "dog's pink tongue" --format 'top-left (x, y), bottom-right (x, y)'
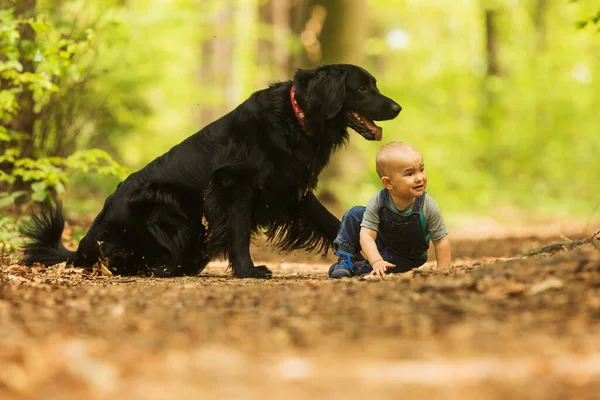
top-left (364, 118), bottom-right (383, 141)
top-left (374, 126), bottom-right (383, 141)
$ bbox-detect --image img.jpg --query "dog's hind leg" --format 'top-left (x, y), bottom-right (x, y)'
top-left (181, 252), bottom-right (210, 276)
top-left (180, 227), bottom-right (211, 276)
top-left (144, 219), bottom-right (192, 277)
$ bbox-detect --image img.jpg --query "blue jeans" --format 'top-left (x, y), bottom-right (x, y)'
top-left (333, 206), bottom-right (427, 274)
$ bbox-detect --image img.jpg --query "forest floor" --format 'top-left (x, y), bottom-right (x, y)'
top-left (1, 220), bottom-right (600, 400)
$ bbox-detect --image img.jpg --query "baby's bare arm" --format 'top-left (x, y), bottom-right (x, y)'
top-left (360, 227), bottom-right (395, 276)
top-left (433, 236), bottom-right (451, 269)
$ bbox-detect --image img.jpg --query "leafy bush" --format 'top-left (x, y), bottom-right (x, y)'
top-left (0, 6), bottom-right (132, 208)
top-left (0, 214), bottom-right (27, 255)
top-left (0, 148), bottom-right (130, 203)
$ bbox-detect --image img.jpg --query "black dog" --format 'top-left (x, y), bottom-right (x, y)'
top-left (21, 64), bottom-right (401, 278)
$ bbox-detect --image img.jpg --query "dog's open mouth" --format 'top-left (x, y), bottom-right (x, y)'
top-left (346, 111), bottom-right (382, 141)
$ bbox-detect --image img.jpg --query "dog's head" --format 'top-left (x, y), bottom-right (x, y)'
top-left (293, 64), bottom-right (401, 141)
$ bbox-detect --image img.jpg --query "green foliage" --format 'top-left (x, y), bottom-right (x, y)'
top-left (0, 191), bottom-right (26, 208)
top-left (0, 215), bottom-right (27, 255)
top-left (570, 0), bottom-right (600, 29)
top-left (0, 4), bottom-right (133, 208)
top-left (332, 0), bottom-right (600, 223)
top-left (0, 11), bottom-right (75, 115)
top-left (576, 10), bottom-right (600, 29)
top-left (0, 147), bottom-right (131, 203)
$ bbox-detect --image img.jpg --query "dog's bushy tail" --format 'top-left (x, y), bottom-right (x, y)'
top-left (20, 202), bottom-right (76, 266)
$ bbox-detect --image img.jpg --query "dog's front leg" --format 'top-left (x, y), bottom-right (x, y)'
top-left (300, 191), bottom-right (341, 241)
top-left (228, 192), bottom-right (272, 279)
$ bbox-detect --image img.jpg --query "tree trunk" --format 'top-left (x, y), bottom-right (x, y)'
top-left (197, 39), bottom-right (217, 127)
top-left (477, 5), bottom-right (503, 172)
top-left (0, 0), bottom-right (37, 203)
top-left (533, 0), bottom-right (547, 52)
top-left (532, 0), bottom-right (548, 151)
top-left (311, 0), bottom-right (369, 203)
top-left (271, 0), bottom-right (291, 81)
top-left (289, 0), bottom-right (315, 73)
top-left (257, 2), bottom-right (273, 86)
top-left (319, 0), bottom-right (368, 65)
top-left (480, 7), bottom-right (501, 132)
top-left (230, 0), bottom-right (258, 108)
top-left (484, 9), bottom-right (501, 78)
top-left (0, 0), bottom-right (37, 159)
top-left (196, 3), bottom-right (234, 127)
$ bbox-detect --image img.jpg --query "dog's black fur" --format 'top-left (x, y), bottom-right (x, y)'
top-left (21, 64), bottom-right (401, 278)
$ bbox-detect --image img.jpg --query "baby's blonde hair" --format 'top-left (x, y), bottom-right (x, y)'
top-left (375, 141), bottom-right (421, 178)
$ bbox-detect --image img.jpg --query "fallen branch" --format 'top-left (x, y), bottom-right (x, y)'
top-left (527, 231), bottom-right (600, 257)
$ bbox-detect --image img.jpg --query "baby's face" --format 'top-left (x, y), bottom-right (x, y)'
top-left (384, 150), bottom-right (427, 200)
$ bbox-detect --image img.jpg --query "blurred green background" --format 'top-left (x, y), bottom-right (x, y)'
top-left (1, 0), bottom-right (599, 235)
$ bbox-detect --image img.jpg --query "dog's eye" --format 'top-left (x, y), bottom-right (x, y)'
top-left (358, 85), bottom-right (368, 93)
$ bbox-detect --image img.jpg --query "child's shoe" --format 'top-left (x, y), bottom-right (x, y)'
top-left (354, 260), bottom-right (373, 276)
top-left (329, 251), bottom-right (356, 278)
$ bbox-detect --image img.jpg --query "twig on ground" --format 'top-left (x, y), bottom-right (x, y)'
top-left (528, 231), bottom-right (599, 257)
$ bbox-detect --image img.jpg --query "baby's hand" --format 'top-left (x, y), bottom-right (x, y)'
top-left (371, 260), bottom-right (395, 277)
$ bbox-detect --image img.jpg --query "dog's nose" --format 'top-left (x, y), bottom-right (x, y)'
top-left (391, 103), bottom-right (402, 115)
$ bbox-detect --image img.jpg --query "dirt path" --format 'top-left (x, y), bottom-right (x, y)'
top-left (1, 232), bottom-right (599, 400)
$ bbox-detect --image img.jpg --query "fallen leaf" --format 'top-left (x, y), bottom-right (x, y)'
top-left (528, 278), bottom-right (565, 295)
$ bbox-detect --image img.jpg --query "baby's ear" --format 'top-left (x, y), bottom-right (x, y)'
top-left (381, 176), bottom-right (393, 190)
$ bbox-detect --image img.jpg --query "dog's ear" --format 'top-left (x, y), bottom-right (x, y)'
top-left (307, 67), bottom-right (347, 119)
top-left (295, 66), bottom-right (347, 120)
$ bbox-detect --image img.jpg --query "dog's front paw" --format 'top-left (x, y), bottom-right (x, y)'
top-left (252, 265), bottom-right (273, 279)
top-left (233, 265), bottom-right (272, 279)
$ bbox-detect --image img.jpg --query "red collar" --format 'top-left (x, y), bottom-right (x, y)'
top-left (290, 85), bottom-right (307, 132)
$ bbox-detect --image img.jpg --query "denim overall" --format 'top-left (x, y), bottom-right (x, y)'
top-left (332, 189), bottom-right (429, 274)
